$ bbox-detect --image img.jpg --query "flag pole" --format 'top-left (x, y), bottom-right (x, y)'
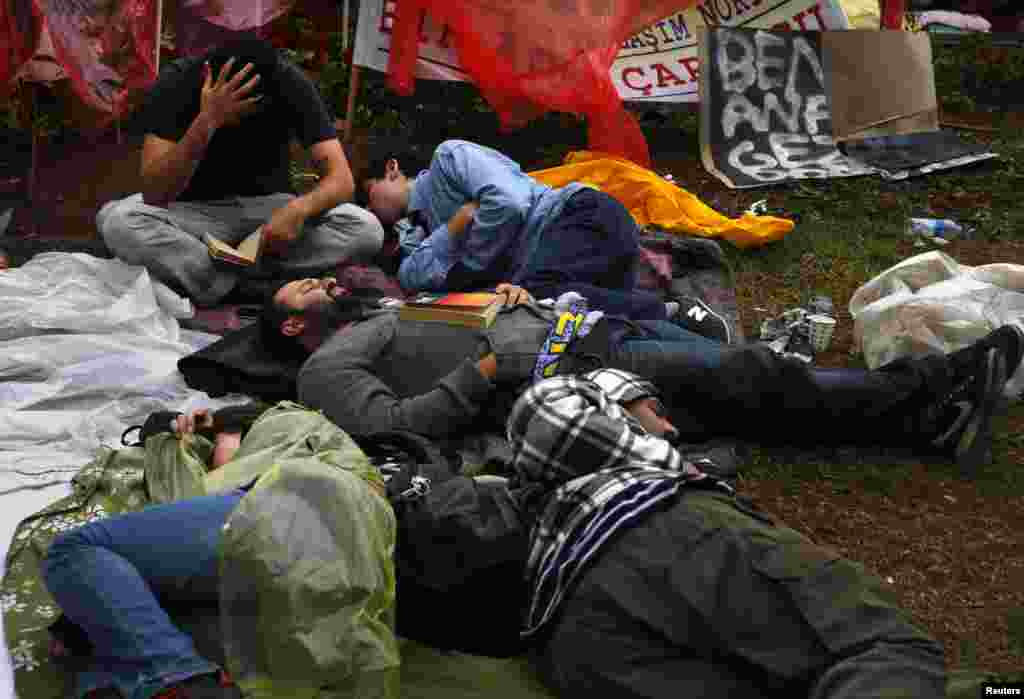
top-left (341, 0), bottom-right (350, 54)
top-left (343, 64), bottom-right (360, 144)
top-left (154, 0), bottom-right (164, 72)
top-left (26, 82), bottom-right (40, 237)
top-left (342, 0), bottom-right (358, 144)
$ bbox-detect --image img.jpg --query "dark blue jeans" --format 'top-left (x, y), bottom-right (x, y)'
top-left (516, 188), bottom-right (667, 320)
top-left (609, 319), bottom-right (953, 444)
top-left (42, 491), bottom-right (246, 699)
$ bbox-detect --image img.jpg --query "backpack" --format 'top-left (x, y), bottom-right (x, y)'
top-left (356, 430), bottom-right (531, 657)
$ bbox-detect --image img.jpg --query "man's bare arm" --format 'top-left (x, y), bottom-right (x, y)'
top-left (140, 120), bottom-right (218, 207)
top-left (290, 139), bottom-right (355, 219)
top-left (259, 139), bottom-right (355, 255)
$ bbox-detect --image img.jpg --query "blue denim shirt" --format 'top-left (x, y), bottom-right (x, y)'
top-left (397, 140), bottom-right (587, 291)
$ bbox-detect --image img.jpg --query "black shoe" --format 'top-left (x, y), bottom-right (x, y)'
top-left (928, 326), bottom-right (1023, 475)
top-left (783, 329), bottom-right (815, 364)
top-left (85, 672), bottom-right (241, 699)
top-left (151, 671), bottom-right (243, 699)
top-left (948, 325), bottom-right (1024, 386)
top-left (84, 688), bottom-right (123, 699)
top-left (671, 296), bottom-right (731, 344)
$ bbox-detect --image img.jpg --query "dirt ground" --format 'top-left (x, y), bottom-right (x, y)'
top-left (3, 112), bottom-right (1023, 675)
top-left (647, 128), bottom-right (1024, 674)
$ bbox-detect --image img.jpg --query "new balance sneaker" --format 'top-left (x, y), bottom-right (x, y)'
top-left (670, 296), bottom-right (731, 344)
top-left (928, 325), bottom-right (1024, 475)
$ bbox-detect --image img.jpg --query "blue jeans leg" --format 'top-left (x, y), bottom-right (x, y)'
top-left (608, 320), bottom-right (951, 444)
top-left (42, 491), bottom-right (245, 699)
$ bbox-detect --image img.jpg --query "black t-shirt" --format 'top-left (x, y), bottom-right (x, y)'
top-left (139, 55), bottom-right (336, 202)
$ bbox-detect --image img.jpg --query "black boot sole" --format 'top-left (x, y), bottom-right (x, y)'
top-left (955, 347), bottom-right (1007, 478)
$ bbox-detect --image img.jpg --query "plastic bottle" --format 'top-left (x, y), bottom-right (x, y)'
top-left (807, 295), bottom-right (834, 317)
top-left (909, 218), bottom-right (964, 242)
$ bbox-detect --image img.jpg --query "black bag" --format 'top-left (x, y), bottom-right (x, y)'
top-left (356, 430), bottom-right (531, 657)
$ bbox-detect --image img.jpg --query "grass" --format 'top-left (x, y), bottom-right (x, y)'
top-left (693, 98), bottom-right (1024, 495)
top-left (721, 129), bottom-right (1024, 498)
top-left (639, 39), bottom-right (1024, 674)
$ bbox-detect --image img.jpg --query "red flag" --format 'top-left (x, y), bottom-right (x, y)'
top-left (386, 0), bottom-right (702, 168)
top-left (26, 0), bottom-right (161, 122)
top-left (0, 0), bottom-right (44, 97)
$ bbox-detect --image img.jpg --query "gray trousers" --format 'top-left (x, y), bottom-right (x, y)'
top-left (538, 491), bottom-right (945, 699)
top-left (97, 193), bottom-right (384, 306)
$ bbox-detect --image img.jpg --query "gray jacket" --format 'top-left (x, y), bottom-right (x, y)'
top-left (297, 305), bottom-right (559, 437)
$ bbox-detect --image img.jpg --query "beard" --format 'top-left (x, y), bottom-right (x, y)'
top-left (302, 293), bottom-right (383, 337)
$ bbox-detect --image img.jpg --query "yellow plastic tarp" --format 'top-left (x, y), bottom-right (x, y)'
top-left (528, 151), bottom-right (794, 249)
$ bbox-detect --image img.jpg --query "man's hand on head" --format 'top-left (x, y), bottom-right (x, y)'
top-left (200, 57), bottom-right (264, 129)
top-left (260, 201), bottom-right (309, 256)
top-left (447, 201), bottom-right (479, 238)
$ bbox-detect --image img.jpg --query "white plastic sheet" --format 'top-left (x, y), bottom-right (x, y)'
top-left (849, 251), bottom-right (1024, 398)
top-left (0, 253), bottom-right (248, 698)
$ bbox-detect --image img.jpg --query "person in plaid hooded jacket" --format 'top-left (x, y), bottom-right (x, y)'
top-left (507, 368), bottom-right (944, 699)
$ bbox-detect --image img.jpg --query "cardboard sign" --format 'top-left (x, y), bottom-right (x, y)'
top-left (612, 0), bottom-right (849, 104)
top-left (824, 29), bottom-right (938, 140)
top-left (699, 27), bottom-right (995, 189)
top-left (352, 0), bottom-right (849, 102)
top-left (699, 28), bottom-right (873, 188)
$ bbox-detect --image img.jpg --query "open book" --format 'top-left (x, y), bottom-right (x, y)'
top-left (398, 291), bottom-right (505, 329)
top-left (205, 228), bottom-right (264, 267)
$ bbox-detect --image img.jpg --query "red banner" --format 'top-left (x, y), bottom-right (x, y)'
top-left (2, 0), bottom-right (160, 123)
top-left (0, 1), bottom-right (43, 97)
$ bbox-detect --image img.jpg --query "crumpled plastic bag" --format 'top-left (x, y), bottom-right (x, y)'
top-left (849, 251), bottom-right (1024, 398)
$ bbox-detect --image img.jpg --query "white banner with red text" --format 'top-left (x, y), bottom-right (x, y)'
top-left (352, 0), bottom-right (850, 103)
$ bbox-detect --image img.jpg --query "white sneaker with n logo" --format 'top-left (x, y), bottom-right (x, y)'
top-left (687, 305), bottom-right (708, 322)
top-left (672, 297), bottom-right (731, 344)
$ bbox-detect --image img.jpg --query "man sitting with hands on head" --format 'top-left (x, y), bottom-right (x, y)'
top-left (98, 37), bottom-right (384, 308)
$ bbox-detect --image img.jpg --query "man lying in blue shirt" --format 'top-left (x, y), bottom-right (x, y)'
top-left (358, 139), bottom-right (678, 321)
